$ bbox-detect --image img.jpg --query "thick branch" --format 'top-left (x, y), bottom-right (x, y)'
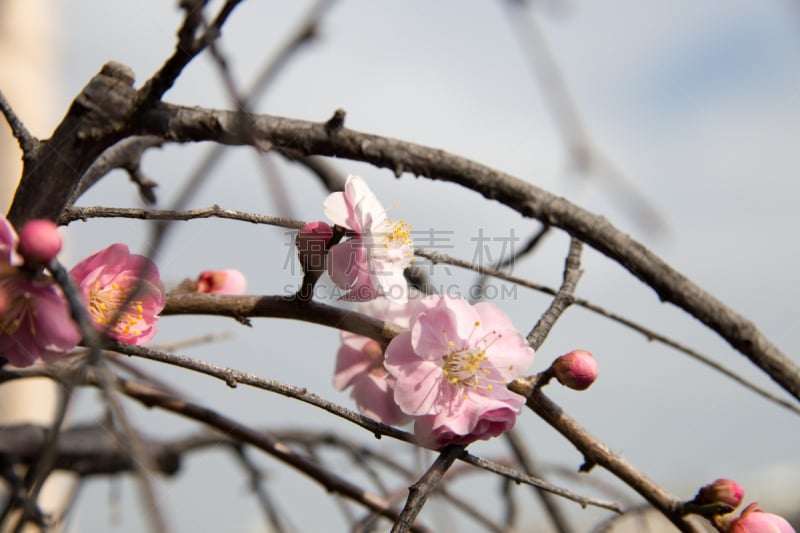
top-left (162, 293), bottom-right (404, 346)
top-left (7, 62), bottom-right (137, 225)
top-left (0, 424), bottom-right (180, 476)
top-left (136, 104), bottom-right (799, 401)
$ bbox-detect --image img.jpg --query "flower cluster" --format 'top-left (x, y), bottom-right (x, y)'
top-left (0, 214), bottom-right (167, 367)
top-left (304, 176), bottom-right (536, 447)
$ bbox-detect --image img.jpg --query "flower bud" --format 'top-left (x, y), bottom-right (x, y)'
top-left (18, 219), bottom-right (62, 265)
top-left (693, 478), bottom-right (744, 508)
top-left (552, 350), bottom-right (598, 390)
top-left (725, 502), bottom-right (795, 533)
top-left (196, 269), bottom-right (247, 295)
top-left (296, 221), bottom-right (333, 273)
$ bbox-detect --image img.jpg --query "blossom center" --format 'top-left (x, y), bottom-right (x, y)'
top-left (0, 280), bottom-right (33, 335)
top-left (440, 322), bottom-right (501, 394)
top-left (383, 218), bottom-right (412, 249)
top-left (87, 281), bottom-right (144, 337)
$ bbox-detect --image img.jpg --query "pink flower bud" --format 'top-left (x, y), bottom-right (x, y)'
top-left (18, 219), bottom-right (62, 264)
top-left (552, 350), bottom-right (598, 390)
top-left (693, 478), bottom-right (744, 508)
top-left (196, 269), bottom-right (247, 295)
top-left (726, 503), bottom-right (795, 533)
top-left (296, 221), bottom-right (333, 272)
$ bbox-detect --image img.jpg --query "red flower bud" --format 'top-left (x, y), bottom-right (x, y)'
top-left (296, 221), bottom-right (333, 273)
top-left (693, 478), bottom-right (744, 508)
top-left (552, 350), bottom-right (598, 390)
top-left (18, 219), bottom-right (62, 265)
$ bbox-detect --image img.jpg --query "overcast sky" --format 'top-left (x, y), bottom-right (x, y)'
top-left (23, 0), bottom-right (800, 531)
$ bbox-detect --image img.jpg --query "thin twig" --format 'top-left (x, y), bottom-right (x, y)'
top-left (9, 383), bottom-right (74, 533)
top-left (458, 451), bottom-right (621, 513)
top-left (272, 430), bottom-right (508, 533)
top-left (504, 429), bottom-right (573, 533)
top-left (60, 205), bottom-right (305, 230)
top-left (46, 259), bottom-right (170, 533)
top-left (98, 374), bottom-right (431, 533)
top-left (145, 0), bottom-right (336, 259)
top-left (392, 446), bottom-right (463, 533)
top-left (230, 446), bottom-right (288, 533)
top-left (68, 136), bottom-right (164, 206)
top-left (0, 89), bottom-right (38, 154)
top-left (108, 342), bottom-right (416, 444)
top-left (92, 364), bottom-right (171, 533)
top-left (527, 238), bottom-right (583, 349)
top-left (471, 224), bottom-right (550, 304)
top-left (508, 382), bottom-right (699, 532)
top-left (503, 0), bottom-right (666, 234)
top-left (136, 0), bottom-right (244, 109)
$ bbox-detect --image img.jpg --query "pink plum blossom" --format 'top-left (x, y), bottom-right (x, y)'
top-left (0, 216), bottom-right (21, 266)
top-left (384, 295), bottom-right (534, 448)
top-left (323, 175), bottom-right (413, 302)
top-left (195, 269), bottom-right (247, 295)
top-left (18, 220), bottom-right (62, 265)
top-left (334, 296), bottom-right (415, 426)
top-left (0, 275), bottom-right (82, 367)
top-left (70, 243), bottom-right (165, 344)
top-left (0, 215), bottom-right (79, 367)
top-left (726, 503), bottom-right (795, 533)
top-left (552, 349), bottom-right (598, 390)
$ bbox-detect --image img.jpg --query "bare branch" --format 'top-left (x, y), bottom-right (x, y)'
top-left (457, 451), bottom-right (621, 514)
top-left (508, 382), bottom-right (699, 532)
top-left (103, 375), bottom-right (431, 533)
top-left (504, 429), bottom-right (574, 533)
top-left (418, 248), bottom-right (800, 415)
top-left (69, 136), bottom-right (164, 205)
top-left (160, 293), bottom-right (404, 346)
top-left (60, 205), bottom-right (304, 231)
top-left (392, 446), bottom-right (463, 533)
top-left (134, 102), bottom-right (799, 400)
top-left (57, 202), bottom-right (797, 413)
top-left (108, 342), bottom-right (415, 444)
top-left (527, 238), bottom-right (583, 349)
top-left (8, 62), bottom-right (137, 226)
top-left (0, 89), bottom-right (38, 154)
top-left (135, 0), bottom-right (244, 109)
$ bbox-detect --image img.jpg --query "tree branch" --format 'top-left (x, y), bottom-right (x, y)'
top-left (527, 238), bottom-right (583, 350)
top-left (392, 445), bottom-right (463, 533)
top-left (0, 89), bottom-right (38, 155)
top-left (7, 62), bottom-right (137, 225)
top-left (508, 381), bottom-right (700, 532)
top-left (65, 201), bottom-right (790, 415)
top-left (98, 374), bottom-right (431, 533)
top-left (133, 102), bottom-right (799, 400)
